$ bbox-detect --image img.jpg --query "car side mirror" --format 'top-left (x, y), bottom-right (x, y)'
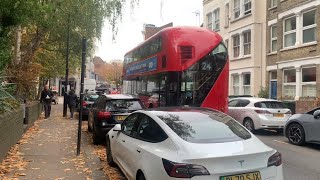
top-left (313, 110), bottom-right (320, 119)
top-left (113, 124), bottom-right (121, 131)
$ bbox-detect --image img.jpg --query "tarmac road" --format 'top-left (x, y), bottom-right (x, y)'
top-left (256, 130), bottom-right (320, 180)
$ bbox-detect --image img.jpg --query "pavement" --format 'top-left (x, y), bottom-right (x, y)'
top-left (2, 97), bottom-right (107, 180)
top-left (256, 130), bottom-right (320, 180)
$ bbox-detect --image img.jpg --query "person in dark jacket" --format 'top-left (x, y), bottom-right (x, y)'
top-left (67, 89), bottom-right (77, 119)
top-left (40, 85), bottom-right (53, 119)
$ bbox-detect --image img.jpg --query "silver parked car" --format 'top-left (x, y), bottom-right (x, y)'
top-left (228, 98), bottom-right (291, 132)
top-left (284, 107), bottom-right (320, 145)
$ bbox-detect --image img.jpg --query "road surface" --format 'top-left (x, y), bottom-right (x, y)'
top-left (256, 130), bottom-right (320, 180)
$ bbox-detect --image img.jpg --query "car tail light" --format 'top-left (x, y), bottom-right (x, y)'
top-left (285, 110), bottom-right (292, 115)
top-left (268, 151), bottom-right (282, 167)
top-left (97, 111), bottom-right (111, 120)
top-left (254, 110), bottom-right (272, 114)
top-left (162, 158), bottom-right (210, 178)
top-left (82, 101), bottom-right (88, 107)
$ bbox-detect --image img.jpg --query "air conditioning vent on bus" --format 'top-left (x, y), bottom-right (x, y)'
top-left (180, 46), bottom-right (193, 60)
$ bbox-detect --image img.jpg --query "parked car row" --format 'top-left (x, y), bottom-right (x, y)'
top-left (106, 107), bottom-right (284, 180)
top-left (228, 97), bottom-right (320, 146)
top-left (81, 94), bottom-right (320, 180)
top-left (87, 94), bottom-right (144, 144)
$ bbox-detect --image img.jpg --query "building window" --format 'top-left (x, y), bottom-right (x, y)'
top-left (207, 12), bottom-right (212, 30)
top-left (284, 16), bottom-right (296, 48)
top-left (225, 3), bottom-right (230, 28)
top-left (270, 0), bottom-right (277, 8)
top-left (244, 0), bottom-right (251, 15)
top-left (302, 67), bottom-right (316, 97)
top-left (233, 35), bottom-right (240, 58)
top-left (233, 0), bottom-right (240, 19)
top-left (213, 8), bottom-right (220, 31)
top-left (302, 10), bottom-right (316, 44)
top-left (233, 74), bottom-right (240, 95)
top-left (283, 69), bottom-right (296, 98)
top-left (243, 73), bottom-right (251, 95)
top-left (225, 39), bottom-right (229, 50)
top-left (243, 31), bottom-right (251, 55)
top-left (271, 26), bottom-right (277, 52)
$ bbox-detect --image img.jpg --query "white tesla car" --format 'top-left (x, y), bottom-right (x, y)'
top-left (106, 107), bottom-right (283, 180)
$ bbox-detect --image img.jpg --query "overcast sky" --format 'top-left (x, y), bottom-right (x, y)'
top-left (95, 0), bottom-right (203, 62)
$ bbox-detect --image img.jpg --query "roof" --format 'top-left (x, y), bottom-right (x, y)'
top-left (145, 106), bottom-right (220, 114)
top-left (103, 94), bottom-right (138, 100)
top-left (125, 26), bottom-right (221, 56)
top-left (230, 97), bottom-right (278, 103)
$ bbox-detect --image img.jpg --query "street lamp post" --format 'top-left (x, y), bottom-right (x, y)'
top-left (77, 38), bottom-right (87, 156)
top-left (63, 14), bottom-right (70, 117)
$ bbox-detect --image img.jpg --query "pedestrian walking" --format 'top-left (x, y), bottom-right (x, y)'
top-left (40, 85), bottom-right (53, 119)
top-left (67, 89), bottom-right (77, 119)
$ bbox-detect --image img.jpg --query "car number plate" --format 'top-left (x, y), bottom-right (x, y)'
top-left (273, 113), bottom-right (284, 117)
top-left (115, 116), bottom-right (127, 121)
top-left (220, 172), bottom-right (261, 180)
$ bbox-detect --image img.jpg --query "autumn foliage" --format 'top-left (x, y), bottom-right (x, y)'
top-left (93, 57), bottom-right (123, 85)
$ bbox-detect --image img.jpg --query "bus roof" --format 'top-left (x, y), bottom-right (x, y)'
top-left (124, 26), bottom-right (221, 56)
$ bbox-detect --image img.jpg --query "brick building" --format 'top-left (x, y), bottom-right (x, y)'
top-left (266, 0), bottom-right (320, 111)
top-left (142, 23), bottom-right (173, 40)
top-left (203, 0), bottom-right (267, 97)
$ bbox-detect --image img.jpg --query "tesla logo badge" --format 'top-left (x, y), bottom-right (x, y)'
top-left (238, 160), bottom-right (244, 167)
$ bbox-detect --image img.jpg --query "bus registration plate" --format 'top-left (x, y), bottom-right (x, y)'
top-left (220, 172), bottom-right (261, 180)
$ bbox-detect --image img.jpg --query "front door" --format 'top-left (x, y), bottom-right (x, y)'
top-left (270, 81), bottom-right (277, 99)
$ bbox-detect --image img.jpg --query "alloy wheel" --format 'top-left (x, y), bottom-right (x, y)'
top-left (288, 124), bottom-right (305, 145)
top-left (244, 119), bottom-right (254, 132)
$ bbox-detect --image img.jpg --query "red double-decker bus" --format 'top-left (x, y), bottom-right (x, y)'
top-left (122, 26), bottom-right (229, 113)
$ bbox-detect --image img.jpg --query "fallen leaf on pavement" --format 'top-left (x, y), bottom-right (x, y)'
top-left (17, 172), bottom-right (26, 176)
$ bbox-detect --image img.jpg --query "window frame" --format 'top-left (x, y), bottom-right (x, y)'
top-left (232, 74), bottom-right (240, 95)
top-left (213, 8), bottom-right (220, 31)
top-left (244, 0), bottom-right (252, 15)
top-left (282, 69), bottom-right (296, 98)
top-left (207, 12), bottom-right (213, 30)
top-left (135, 114), bottom-right (168, 143)
top-left (243, 73), bottom-right (251, 95)
top-left (121, 113), bottom-right (141, 137)
top-left (228, 99), bottom-right (239, 107)
top-left (270, 0), bottom-right (277, 8)
top-left (302, 9), bottom-right (317, 44)
top-left (233, 0), bottom-right (241, 19)
top-left (270, 25), bottom-right (277, 52)
top-left (225, 39), bottom-right (229, 50)
top-left (283, 16), bottom-right (297, 48)
top-left (243, 30), bottom-right (251, 55)
top-left (225, 3), bottom-right (230, 28)
top-left (301, 66), bottom-right (317, 97)
top-left (233, 34), bottom-right (240, 58)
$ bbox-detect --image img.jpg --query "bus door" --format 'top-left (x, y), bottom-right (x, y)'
top-left (165, 72), bottom-right (180, 106)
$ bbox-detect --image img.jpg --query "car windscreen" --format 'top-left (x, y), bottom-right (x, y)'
top-left (156, 111), bottom-right (251, 143)
top-left (85, 95), bottom-right (99, 101)
top-left (105, 99), bottom-right (143, 111)
top-left (254, 101), bottom-right (286, 109)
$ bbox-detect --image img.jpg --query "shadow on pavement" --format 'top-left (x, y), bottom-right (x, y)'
top-left (254, 129), bottom-right (283, 136)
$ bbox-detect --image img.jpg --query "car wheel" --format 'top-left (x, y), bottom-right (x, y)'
top-left (243, 118), bottom-right (255, 132)
top-left (92, 126), bottom-right (101, 145)
top-left (137, 172), bottom-right (146, 180)
top-left (287, 123), bottom-right (305, 145)
top-left (106, 138), bottom-right (116, 167)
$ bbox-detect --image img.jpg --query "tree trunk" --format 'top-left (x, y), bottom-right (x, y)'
top-left (14, 25), bottom-right (22, 64)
